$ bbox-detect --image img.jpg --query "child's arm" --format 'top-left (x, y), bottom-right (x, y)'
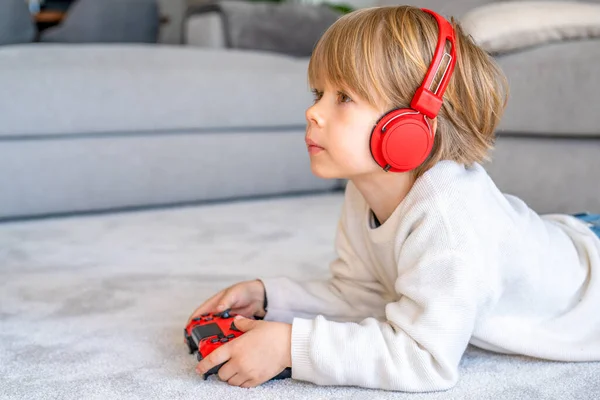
top-left (289, 249), bottom-right (483, 392)
top-left (260, 216), bottom-right (389, 324)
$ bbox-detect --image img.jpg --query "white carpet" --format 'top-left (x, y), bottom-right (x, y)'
top-left (1, 193), bottom-right (598, 399)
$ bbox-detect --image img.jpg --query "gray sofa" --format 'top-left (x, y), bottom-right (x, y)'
top-left (0, 44), bottom-right (338, 220)
top-left (1, 0), bottom-right (598, 221)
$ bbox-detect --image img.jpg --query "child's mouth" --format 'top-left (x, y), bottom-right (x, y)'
top-left (307, 144), bottom-right (325, 155)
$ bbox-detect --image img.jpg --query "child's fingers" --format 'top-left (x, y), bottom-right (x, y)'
top-left (187, 282), bottom-right (255, 323)
top-left (229, 305), bottom-right (260, 319)
top-left (214, 287), bottom-right (243, 313)
top-left (196, 341), bottom-right (233, 377)
top-left (187, 292), bottom-right (225, 323)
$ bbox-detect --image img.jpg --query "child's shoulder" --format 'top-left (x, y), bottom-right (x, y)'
top-left (420, 160), bottom-right (488, 187)
top-left (408, 161), bottom-right (491, 207)
top-left (342, 161), bottom-right (491, 209)
top-left (340, 161), bottom-right (497, 227)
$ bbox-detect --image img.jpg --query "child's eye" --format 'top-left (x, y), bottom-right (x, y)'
top-left (337, 91), bottom-right (352, 104)
top-left (311, 89), bottom-right (323, 103)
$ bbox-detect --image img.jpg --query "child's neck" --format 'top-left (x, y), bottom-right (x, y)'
top-left (351, 171), bottom-right (416, 225)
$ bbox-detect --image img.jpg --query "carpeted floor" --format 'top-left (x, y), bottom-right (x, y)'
top-left (1, 193), bottom-right (598, 400)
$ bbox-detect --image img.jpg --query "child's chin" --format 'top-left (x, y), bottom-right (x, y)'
top-left (310, 164), bottom-right (345, 180)
top-left (310, 164), bottom-right (347, 179)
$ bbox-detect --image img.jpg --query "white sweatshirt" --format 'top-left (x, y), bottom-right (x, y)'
top-left (260, 160), bottom-right (600, 392)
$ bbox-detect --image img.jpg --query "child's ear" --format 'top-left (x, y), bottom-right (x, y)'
top-left (430, 117), bottom-right (438, 134)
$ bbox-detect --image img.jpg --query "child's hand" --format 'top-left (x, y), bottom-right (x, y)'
top-left (187, 279), bottom-right (266, 324)
top-left (196, 316), bottom-right (292, 388)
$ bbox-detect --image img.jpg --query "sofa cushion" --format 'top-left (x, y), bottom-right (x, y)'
top-left (495, 39), bottom-right (600, 136)
top-left (461, 1), bottom-right (600, 55)
top-left (486, 135), bottom-right (600, 213)
top-left (0, 44), bottom-right (335, 220)
top-left (0, 128), bottom-right (337, 220)
top-left (0, 44), bottom-right (311, 137)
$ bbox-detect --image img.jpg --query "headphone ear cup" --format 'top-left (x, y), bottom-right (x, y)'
top-left (370, 109), bottom-right (434, 173)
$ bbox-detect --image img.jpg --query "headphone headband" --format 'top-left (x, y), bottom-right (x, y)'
top-left (410, 9), bottom-right (456, 119)
top-left (369, 8), bottom-right (458, 173)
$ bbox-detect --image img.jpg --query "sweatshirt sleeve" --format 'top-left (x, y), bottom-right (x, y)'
top-left (289, 249), bottom-right (485, 392)
top-left (260, 196), bottom-right (389, 324)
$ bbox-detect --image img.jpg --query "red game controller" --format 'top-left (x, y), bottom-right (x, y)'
top-left (184, 309), bottom-right (292, 381)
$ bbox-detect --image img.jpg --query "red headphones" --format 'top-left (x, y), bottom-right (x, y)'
top-left (370, 9), bottom-right (457, 173)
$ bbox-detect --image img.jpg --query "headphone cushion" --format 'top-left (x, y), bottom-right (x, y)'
top-left (370, 109), bottom-right (434, 173)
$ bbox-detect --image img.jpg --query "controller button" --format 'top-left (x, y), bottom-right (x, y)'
top-left (227, 334), bottom-right (235, 339)
top-left (220, 338), bottom-right (229, 343)
top-left (192, 317), bottom-right (202, 322)
top-left (205, 317), bottom-right (213, 321)
top-left (210, 338), bottom-right (219, 343)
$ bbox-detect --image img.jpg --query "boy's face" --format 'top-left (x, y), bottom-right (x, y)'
top-left (305, 80), bottom-right (384, 180)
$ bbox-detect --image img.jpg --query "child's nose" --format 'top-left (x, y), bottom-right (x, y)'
top-left (305, 104), bottom-right (324, 127)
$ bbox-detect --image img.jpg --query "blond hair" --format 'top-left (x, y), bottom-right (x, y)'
top-left (307, 6), bottom-right (509, 177)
